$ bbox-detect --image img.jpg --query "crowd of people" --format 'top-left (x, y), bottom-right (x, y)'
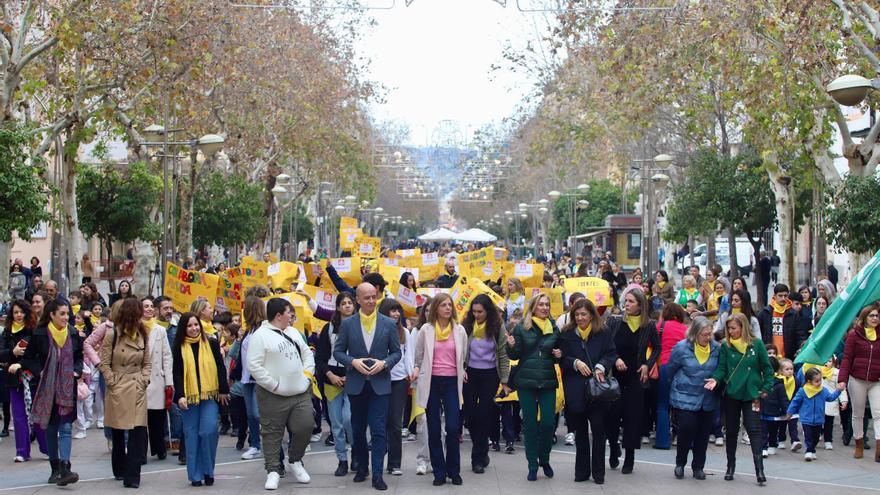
top-left (0, 245), bottom-right (877, 491)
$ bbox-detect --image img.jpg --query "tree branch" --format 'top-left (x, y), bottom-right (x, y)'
top-left (17, 36), bottom-right (58, 73)
top-left (858, 1), bottom-right (880, 39)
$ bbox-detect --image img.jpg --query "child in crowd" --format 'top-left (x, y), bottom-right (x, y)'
top-left (810, 358), bottom-right (848, 450)
top-left (761, 358), bottom-right (801, 456)
top-left (69, 291), bottom-right (82, 316)
top-left (787, 368), bottom-right (844, 461)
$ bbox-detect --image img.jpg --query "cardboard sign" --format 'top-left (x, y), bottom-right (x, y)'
top-left (389, 280), bottom-right (419, 318)
top-left (215, 267), bottom-right (244, 313)
top-left (506, 260), bottom-right (543, 288)
top-left (164, 263), bottom-right (220, 314)
top-left (240, 256), bottom-right (269, 294)
top-left (563, 277), bottom-right (613, 307)
top-left (264, 291), bottom-right (315, 333)
top-left (448, 276), bottom-right (507, 316)
top-left (355, 236), bottom-right (381, 259)
top-left (340, 228), bottom-right (362, 250)
top-left (526, 287), bottom-right (565, 318)
top-left (396, 248), bottom-right (421, 257)
top-left (301, 284), bottom-right (338, 311)
top-left (340, 216), bottom-right (358, 230)
top-left (321, 257), bottom-right (362, 287)
top-left (267, 261), bottom-right (300, 292)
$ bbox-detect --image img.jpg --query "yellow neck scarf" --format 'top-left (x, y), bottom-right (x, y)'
top-left (684, 288), bottom-right (697, 297)
top-left (732, 308), bottom-right (742, 314)
top-left (532, 317), bottom-right (553, 335)
top-left (728, 337), bottom-right (748, 354)
top-left (90, 315), bottom-right (101, 326)
top-left (360, 310), bottom-right (377, 334)
top-left (181, 335), bottom-right (219, 405)
top-left (577, 323), bottom-right (592, 341)
top-left (201, 319), bottom-right (216, 335)
top-left (657, 281), bottom-right (666, 289)
top-left (776, 374), bottom-right (796, 400)
top-left (144, 318), bottom-right (158, 332)
top-left (695, 343), bottom-right (710, 365)
top-left (48, 321), bottom-right (68, 348)
top-left (435, 322), bottom-right (452, 341)
top-left (804, 382), bottom-right (823, 398)
top-left (156, 319), bottom-right (170, 329)
top-left (866, 326), bottom-right (877, 341)
top-left (74, 323), bottom-right (85, 332)
top-left (71, 304), bottom-right (81, 316)
top-left (10, 321), bottom-right (25, 334)
top-left (473, 320), bottom-right (487, 339)
top-left (770, 299), bottom-right (792, 315)
top-left (626, 314), bottom-right (641, 333)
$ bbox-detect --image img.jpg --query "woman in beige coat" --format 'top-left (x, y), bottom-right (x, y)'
top-left (100, 298), bottom-right (151, 489)
top-left (142, 298), bottom-right (173, 461)
top-left (411, 294), bottom-right (468, 486)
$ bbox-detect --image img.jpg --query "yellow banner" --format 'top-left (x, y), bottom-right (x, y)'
top-left (526, 287), bottom-right (565, 318)
top-left (340, 228), bottom-right (362, 250)
top-left (504, 260), bottom-right (543, 288)
top-left (340, 216), bottom-right (358, 230)
top-left (355, 236), bottom-right (381, 259)
top-left (458, 247), bottom-right (496, 281)
top-left (263, 291), bottom-right (316, 333)
top-left (267, 261), bottom-right (300, 292)
top-left (449, 276), bottom-right (507, 316)
top-left (419, 252), bottom-right (441, 281)
top-left (321, 257), bottom-right (362, 287)
top-left (215, 267), bottom-right (244, 313)
top-left (240, 256), bottom-right (269, 294)
top-left (563, 277), bottom-right (613, 307)
top-left (379, 264), bottom-right (419, 286)
top-left (163, 263), bottom-right (220, 314)
top-left (395, 248), bottom-right (421, 257)
top-left (494, 247), bottom-right (509, 261)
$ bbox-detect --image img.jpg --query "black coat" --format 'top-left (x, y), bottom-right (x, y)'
top-left (757, 307), bottom-right (808, 359)
top-left (315, 322), bottom-right (346, 380)
top-left (0, 326), bottom-right (36, 389)
top-left (557, 327), bottom-right (617, 414)
top-left (21, 326), bottom-right (84, 396)
top-left (171, 337), bottom-right (229, 403)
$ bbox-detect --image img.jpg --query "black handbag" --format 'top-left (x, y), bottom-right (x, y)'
top-left (581, 339), bottom-right (620, 403)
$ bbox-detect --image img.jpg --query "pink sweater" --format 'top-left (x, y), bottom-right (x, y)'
top-left (83, 321), bottom-right (113, 367)
top-left (431, 336), bottom-right (458, 377)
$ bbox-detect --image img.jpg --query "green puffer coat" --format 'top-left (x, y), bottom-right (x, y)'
top-left (508, 320), bottom-right (560, 390)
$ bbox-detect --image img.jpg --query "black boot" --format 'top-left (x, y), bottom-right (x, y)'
top-left (621, 449), bottom-right (635, 474)
top-left (753, 454), bottom-right (766, 485)
top-left (724, 460), bottom-right (735, 481)
top-left (608, 443), bottom-right (620, 469)
top-left (48, 460), bottom-right (60, 484)
top-left (56, 461), bottom-right (79, 486)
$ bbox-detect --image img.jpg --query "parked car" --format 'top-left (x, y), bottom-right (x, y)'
top-left (692, 239), bottom-right (754, 277)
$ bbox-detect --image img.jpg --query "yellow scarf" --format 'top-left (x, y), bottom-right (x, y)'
top-left (776, 374), bottom-right (796, 400)
top-left (74, 323), bottom-right (85, 333)
top-left (695, 343), bottom-right (710, 365)
top-left (473, 320), bottom-right (487, 339)
top-left (728, 337), bottom-right (748, 354)
top-left (435, 322), bottom-right (452, 341)
top-left (360, 310), bottom-right (377, 334)
top-left (804, 382), bottom-right (823, 398)
top-left (866, 326), bottom-right (877, 341)
top-left (770, 299), bottom-right (792, 315)
top-left (577, 323), bottom-right (592, 341)
top-left (156, 319), bottom-right (171, 329)
top-left (802, 363), bottom-right (835, 380)
top-left (48, 321), bottom-right (68, 348)
top-left (201, 319), bottom-right (216, 335)
top-left (10, 321), bottom-right (25, 334)
top-left (626, 314), bottom-right (641, 333)
top-left (657, 281), bottom-right (666, 289)
top-left (90, 315), bottom-right (101, 326)
top-left (71, 304), bottom-right (81, 315)
top-left (509, 291), bottom-right (523, 301)
top-left (532, 317), bottom-right (553, 335)
top-left (732, 308), bottom-right (742, 314)
top-left (143, 318), bottom-right (158, 335)
top-left (181, 335), bottom-right (219, 405)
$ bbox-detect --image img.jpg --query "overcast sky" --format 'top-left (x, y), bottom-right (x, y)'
top-left (359, 0), bottom-right (551, 146)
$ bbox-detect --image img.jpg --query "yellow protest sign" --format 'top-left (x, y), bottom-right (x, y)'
top-left (302, 262), bottom-right (323, 286)
top-left (264, 291), bottom-right (315, 333)
top-left (340, 228), bottom-right (362, 250)
top-left (504, 260), bottom-right (543, 288)
top-left (240, 256), bottom-right (269, 294)
top-left (215, 267), bottom-right (244, 313)
top-left (395, 248), bottom-right (421, 257)
top-left (419, 252), bottom-right (441, 281)
top-left (164, 263), bottom-right (220, 314)
top-left (389, 280), bottom-right (420, 318)
top-left (494, 247), bottom-right (509, 262)
top-left (473, 278), bottom-right (507, 311)
top-left (379, 264), bottom-right (420, 286)
top-left (458, 247), bottom-right (495, 281)
top-left (449, 276), bottom-right (507, 315)
top-left (355, 236), bottom-right (381, 259)
top-left (301, 284), bottom-right (338, 312)
top-left (526, 287), bottom-right (565, 318)
top-left (340, 216), bottom-right (358, 230)
top-left (267, 261), bottom-right (300, 292)
top-left (321, 257), bottom-right (362, 287)
top-left (563, 277), bottom-right (613, 307)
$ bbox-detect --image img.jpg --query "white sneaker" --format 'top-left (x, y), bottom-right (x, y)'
top-left (762, 449), bottom-right (769, 458)
top-left (768, 447), bottom-right (777, 455)
top-left (416, 459), bottom-right (427, 475)
top-left (391, 468), bottom-right (403, 476)
top-left (641, 436), bottom-right (650, 444)
top-left (790, 441), bottom-right (803, 452)
top-left (265, 472), bottom-right (280, 490)
top-left (402, 428), bottom-right (410, 437)
top-left (811, 452), bottom-right (818, 460)
top-left (305, 444), bottom-right (311, 452)
top-left (824, 442), bottom-right (833, 450)
top-left (564, 432), bottom-right (575, 445)
top-left (741, 433), bottom-right (750, 445)
top-left (309, 433), bottom-right (321, 442)
top-left (406, 433), bottom-right (416, 442)
top-left (73, 431), bottom-right (87, 439)
top-left (13, 456), bottom-right (26, 463)
top-left (778, 441), bottom-right (787, 449)
top-left (290, 461), bottom-right (310, 483)
top-left (96, 421), bottom-right (104, 429)
top-left (715, 437), bottom-right (724, 446)
top-left (804, 452), bottom-right (812, 462)
top-left (241, 447), bottom-right (263, 460)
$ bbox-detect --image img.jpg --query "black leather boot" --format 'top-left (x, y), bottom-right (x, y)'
top-left (621, 449), bottom-right (635, 474)
top-left (48, 460), bottom-right (60, 484)
top-left (56, 461), bottom-right (79, 486)
top-left (753, 454), bottom-right (766, 485)
top-left (724, 461), bottom-right (735, 481)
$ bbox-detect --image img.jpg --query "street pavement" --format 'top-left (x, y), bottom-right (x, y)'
top-left (0, 421), bottom-right (877, 495)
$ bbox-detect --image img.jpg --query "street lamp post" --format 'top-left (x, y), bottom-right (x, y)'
top-left (632, 154), bottom-right (673, 275)
top-left (548, 183), bottom-right (590, 254)
top-left (141, 122), bottom-right (224, 287)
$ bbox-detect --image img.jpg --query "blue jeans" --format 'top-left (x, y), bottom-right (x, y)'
top-left (655, 365), bottom-right (672, 449)
top-left (169, 402), bottom-right (183, 441)
top-left (327, 391), bottom-right (352, 461)
top-left (426, 376), bottom-right (461, 479)
top-left (181, 399), bottom-right (219, 483)
top-left (349, 382), bottom-right (389, 480)
top-left (241, 383), bottom-right (261, 449)
top-left (46, 421), bottom-right (73, 461)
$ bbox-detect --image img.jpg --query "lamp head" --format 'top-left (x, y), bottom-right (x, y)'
top-left (827, 74), bottom-right (873, 106)
top-left (197, 134), bottom-right (225, 156)
top-left (547, 190), bottom-right (561, 200)
top-left (653, 153), bottom-right (673, 169)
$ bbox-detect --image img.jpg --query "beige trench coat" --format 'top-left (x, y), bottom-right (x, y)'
top-left (99, 329), bottom-right (151, 430)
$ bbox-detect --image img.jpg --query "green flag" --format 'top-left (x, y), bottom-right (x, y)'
top-left (796, 249), bottom-right (880, 364)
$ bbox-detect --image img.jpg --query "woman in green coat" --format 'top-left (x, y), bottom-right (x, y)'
top-left (506, 293), bottom-right (559, 482)
top-left (705, 312), bottom-right (774, 485)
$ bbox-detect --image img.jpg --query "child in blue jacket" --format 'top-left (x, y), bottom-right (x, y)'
top-left (787, 367), bottom-right (844, 461)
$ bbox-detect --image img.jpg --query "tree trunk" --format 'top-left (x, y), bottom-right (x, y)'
top-left (0, 241), bottom-right (10, 302)
top-left (61, 132), bottom-right (83, 289)
top-left (766, 162), bottom-right (795, 288)
top-left (727, 228), bottom-right (739, 279)
top-left (132, 238), bottom-right (155, 297)
top-left (177, 156), bottom-right (196, 264)
top-left (706, 236), bottom-right (716, 270)
top-left (105, 239), bottom-right (115, 293)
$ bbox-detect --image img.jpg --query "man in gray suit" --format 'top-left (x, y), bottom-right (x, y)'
top-left (333, 283), bottom-right (401, 491)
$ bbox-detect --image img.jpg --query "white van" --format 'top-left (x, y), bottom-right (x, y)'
top-left (692, 239), bottom-right (755, 277)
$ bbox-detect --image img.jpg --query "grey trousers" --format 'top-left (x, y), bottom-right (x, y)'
top-left (256, 387), bottom-right (313, 474)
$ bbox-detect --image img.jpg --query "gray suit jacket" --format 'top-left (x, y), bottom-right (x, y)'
top-left (332, 313), bottom-right (402, 395)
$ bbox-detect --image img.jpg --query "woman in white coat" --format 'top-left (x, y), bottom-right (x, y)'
top-left (142, 298), bottom-right (173, 461)
top-left (411, 294), bottom-right (468, 486)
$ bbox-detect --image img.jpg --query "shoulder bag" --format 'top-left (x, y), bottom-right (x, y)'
top-left (581, 337), bottom-right (620, 403)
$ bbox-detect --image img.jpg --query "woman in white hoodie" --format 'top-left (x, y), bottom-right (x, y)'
top-left (246, 298), bottom-right (315, 491)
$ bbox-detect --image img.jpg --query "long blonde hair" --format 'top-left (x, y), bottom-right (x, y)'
top-left (523, 293), bottom-right (551, 324)
top-left (725, 312), bottom-right (754, 345)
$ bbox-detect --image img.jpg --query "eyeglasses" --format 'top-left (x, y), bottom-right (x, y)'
top-left (869, 314), bottom-right (880, 318)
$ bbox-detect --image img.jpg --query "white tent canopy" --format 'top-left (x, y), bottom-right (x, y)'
top-left (417, 227), bottom-right (458, 241)
top-left (454, 228), bottom-right (497, 243)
